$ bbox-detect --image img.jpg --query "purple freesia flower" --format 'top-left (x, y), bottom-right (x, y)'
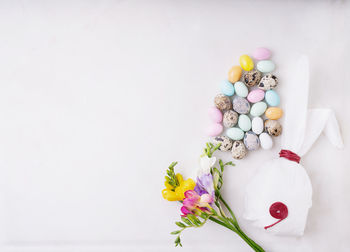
top-left (194, 173), bottom-right (215, 198)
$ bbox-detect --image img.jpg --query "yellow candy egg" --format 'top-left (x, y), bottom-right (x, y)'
top-left (228, 66), bottom-right (242, 83)
top-left (239, 55), bottom-right (254, 71)
top-left (265, 107), bottom-right (283, 120)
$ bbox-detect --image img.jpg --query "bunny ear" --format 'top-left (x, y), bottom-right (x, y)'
top-left (298, 109), bottom-right (344, 156)
top-left (281, 55), bottom-right (309, 154)
top-left (281, 55), bottom-right (344, 156)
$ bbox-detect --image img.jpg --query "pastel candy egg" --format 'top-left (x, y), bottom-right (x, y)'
top-left (239, 55), bottom-right (254, 71)
top-left (250, 102), bottom-right (267, 117)
top-left (232, 96), bottom-right (250, 114)
top-left (206, 123), bottom-right (223, 136)
top-left (247, 89), bottom-right (265, 103)
top-left (234, 81), bottom-right (248, 97)
top-left (231, 140), bottom-right (247, 159)
top-left (259, 132), bottom-right (273, 150)
top-left (252, 47), bottom-right (271, 60)
top-left (208, 107), bottom-right (223, 123)
top-left (265, 90), bottom-right (280, 106)
top-left (257, 60), bottom-right (275, 73)
top-left (251, 117), bottom-right (264, 135)
top-left (265, 107), bottom-right (283, 120)
top-left (238, 114), bottom-right (251, 132)
top-left (226, 127), bottom-right (244, 140)
top-left (243, 131), bottom-right (260, 151)
top-left (220, 80), bottom-right (235, 96)
top-left (228, 66), bottom-right (242, 83)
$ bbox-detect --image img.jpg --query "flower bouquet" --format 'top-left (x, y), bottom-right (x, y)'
top-left (162, 142), bottom-right (265, 252)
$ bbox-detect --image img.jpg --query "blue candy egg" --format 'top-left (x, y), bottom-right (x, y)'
top-left (257, 60), bottom-right (275, 73)
top-left (220, 80), bottom-right (235, 96)
top-left (265, 90), bottom-right (280, 106)
top-left (226, 127), bottom-right (244, 140)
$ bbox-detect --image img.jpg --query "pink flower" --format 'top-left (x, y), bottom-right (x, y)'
top-left (180, 206), bottom-right (194, 216)
top-left (181, 190), bottom-right (213, 216)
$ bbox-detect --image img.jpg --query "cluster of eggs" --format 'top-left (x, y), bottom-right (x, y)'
top-left (206, 47), bottom-right (283, 159)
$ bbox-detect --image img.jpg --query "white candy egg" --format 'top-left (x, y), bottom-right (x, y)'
top-left (252, 117), bottom-right (264, 135)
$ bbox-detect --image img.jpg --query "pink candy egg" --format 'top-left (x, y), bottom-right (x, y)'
top-left (252, 47), bottom-right (271, 60)
top-left (247, 89), bottom-right (265, 103)
top-left (206, 123), bottom-right (223, 136)
top-left (208, 107), bottom-right (223, 123)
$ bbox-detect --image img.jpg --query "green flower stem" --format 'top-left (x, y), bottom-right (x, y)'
top-left (217, 197), bottom-right (263, 250)
top-left (209, 216), bottom-right (264, 252)
top-left (236, 226), bottom-right (264, 252)
top-left (218, 195), bottom-right (238, 225)
top-left (215, 201), bottom-right (227, 218)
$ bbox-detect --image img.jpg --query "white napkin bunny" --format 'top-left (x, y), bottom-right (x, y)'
top-left (244, 55), bottom-right (344, 236)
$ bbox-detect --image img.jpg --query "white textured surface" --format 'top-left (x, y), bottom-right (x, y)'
top-left (0, 1), bottom-right (349, 251)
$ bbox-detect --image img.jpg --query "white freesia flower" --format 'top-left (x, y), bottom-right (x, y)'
top-left (198, 156), bottom-right (216, 177)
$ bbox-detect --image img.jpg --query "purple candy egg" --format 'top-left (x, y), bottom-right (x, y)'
top-left (253, 47), bottom-right (271, 60)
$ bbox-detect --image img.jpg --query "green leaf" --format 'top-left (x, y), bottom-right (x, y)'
top-left (165, 161), bottom-right (180, 188)
top-left (213, 143), bottom-right (221, 152)
top-left (174, 236), bottom-right (182, 247)
top-left (225, 161), bottom-right (235, 166)
top-left (213, 167), bottom-right (220, 174)
top-left (204, 142), bottom-right (221, 158)
top-left (175, 221), bottom-right (186, 228)
top-left (219, 159), bottom-right (224, 172)
top-left (200, 212), bottom-right (209, 219)
top-left (211, 207), bottom-right (218, 216)
top-left (187, 214), bottom-right (201, 226)
top-left (181, 217), bottom-right (192, 226)
top-left (171, 230), bottom-right (181, 235)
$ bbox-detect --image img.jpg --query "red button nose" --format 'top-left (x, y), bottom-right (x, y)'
top-left (270, 202), bottom-right (288, 219)
top-left (264, 202), bottom-right (288, 230)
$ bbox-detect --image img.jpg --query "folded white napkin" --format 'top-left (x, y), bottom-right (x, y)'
top-left (244, 55), bottom-right (343, 236)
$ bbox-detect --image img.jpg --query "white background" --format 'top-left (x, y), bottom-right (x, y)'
top-left (0, 1), bottom-right (349, 251)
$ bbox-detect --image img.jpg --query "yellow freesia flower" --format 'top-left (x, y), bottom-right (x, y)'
top-left (162, 174), bottom-right (195, 201)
